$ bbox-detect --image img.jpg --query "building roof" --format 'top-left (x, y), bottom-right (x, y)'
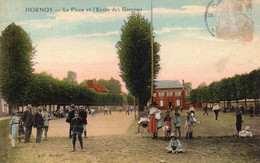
top-left (86, 80), bottom-right (109, 93)
top-left (155, 80), bottom-right (184, 89)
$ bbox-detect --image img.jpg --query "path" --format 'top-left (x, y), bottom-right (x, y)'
top-left (0, 116), bottom-right (11, 121)
top-left (47, 112), bottom-right (135, 137)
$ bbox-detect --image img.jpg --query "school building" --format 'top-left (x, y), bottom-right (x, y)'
top-left (153, 80), bottom-right (186, 110)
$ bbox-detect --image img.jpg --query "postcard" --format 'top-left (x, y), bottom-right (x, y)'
top-left (0, 0), bottom-right (259, 162)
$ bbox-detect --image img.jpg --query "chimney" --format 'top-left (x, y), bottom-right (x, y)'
top-left (87, 80), bottom-right (93, 88)
top-left (182, 80), bottom-right (185, 86)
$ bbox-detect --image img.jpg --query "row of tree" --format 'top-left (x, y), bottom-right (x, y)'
top-left (190, 69), bottom-right (260, 109)
top-left (0, 23), bottom-right (133, 114)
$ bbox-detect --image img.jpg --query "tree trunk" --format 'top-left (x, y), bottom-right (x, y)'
top-left (134, 96), bottom-right (136, 120)
top-left (224, 101), bottom-right (226, 108)
top-left (244, 99), bottom-right (247, 111)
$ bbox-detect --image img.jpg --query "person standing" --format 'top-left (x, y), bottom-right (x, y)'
top-left (249, 104), bottom-right (254, 117)
top-left (66, 104), bottom-right (76, 138)
top-left (109, 106), bottom-right (112, 115)
top-left (212, 103), bottom-right (220, 120)
top-left (203, 105), bottom-right (208, 116)
top-left (71, 112), bottom-right (85, 152)
top-left (18, 112), bottom-right (25, 143)
top-left (41, 107), bottom-right (51, 140)
top-left (240, 105), bottom-right (245, 114)
top-left (148, 102), bottom-right (160, 139)
top-left (33, 107), bottom-right (44, 143)
top-left (79, 107), bottom-right (87, 138)
top-left (236, 110), bottom-right (243, 135)
top-left (174, 112), bottom-right (181, 137)
top-left (163, 111), bottom-right (172, 140)
top-left (119, 106), bottom-right (122, 113)
top-left (185, 112), bottom-right (194, 139)
top-left (126, 106), bottom-right (130, 115)
top-left (10, 110), bottom-right (19, 147)
top-left (104, 106), bottom-right (108, 115)
top-left (22, 104), bottom-right (34, 143)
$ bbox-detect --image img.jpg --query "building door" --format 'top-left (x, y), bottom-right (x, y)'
top-left (168, 100), bottom-right (172, 109)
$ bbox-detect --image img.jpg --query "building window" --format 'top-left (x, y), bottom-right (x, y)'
top-left (176, 99), bottom-right (180, 106)
top-left (167, 91), bottom-right (173, 97)
top-left (153, 93), bottom-right (156, 97)
top-left (175, 90), bottom-right (181, 97)
top-left (159, 91), bottom-right (164, 97)
top-left (160, 100), bottom-right (163, 107)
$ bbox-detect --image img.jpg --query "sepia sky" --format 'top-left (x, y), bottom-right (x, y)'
top-left (1, 0), bottom-right (260, 92)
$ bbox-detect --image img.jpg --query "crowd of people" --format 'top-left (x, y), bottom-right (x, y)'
top-left (8, 102), bottom-right (254, 153)
top-left (140, 102), bottom-right (255, 154)
top-left (9, 104), bottom-right (50, 147)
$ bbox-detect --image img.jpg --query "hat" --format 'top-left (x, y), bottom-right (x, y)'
top-left (245, 126), bottom-right (250, 131)
top-left (71, 104), bottom-right (75, 107)
top-left (28, 104), bottom-right (32, 108)
top-left (170, 133), bottom-right (176, 137)
top-left (37, 106), bottom-right (42, 110)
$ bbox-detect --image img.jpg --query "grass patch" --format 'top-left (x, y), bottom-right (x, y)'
top-left (0, 110), bottom-right (259, 163)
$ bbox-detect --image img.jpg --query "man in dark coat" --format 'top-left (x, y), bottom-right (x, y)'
top-left (236, 110), bottom-right (243, 135)
top-left (249, 104), bottom-right (254, 117)
top-left (66, 104), bottom-right (76, 138)
top-left (71, 111), bottom-right (85, 152)
top-left (203, 105), bottom-right (208, 116)
top-left (79, 107), bottom-right (87, 138)
top-left (22, 104), bottom-right (34, 143)
top-left (33, 107), bottom-right (44, 143)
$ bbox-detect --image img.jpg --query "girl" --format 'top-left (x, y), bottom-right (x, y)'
top-left (185, 112), bottom-right (194, 139)
top-left (174, 112), bottom-right (181, 137)
top-left (164, 111), bottom-right (172, 140)
top-left (9, 110), bottom-right (19, 147)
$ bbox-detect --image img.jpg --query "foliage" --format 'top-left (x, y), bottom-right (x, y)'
top-left (116, 13), bottom-right (160, 107)
top-left (63, 71), bottom-right (77, 84)
top-left (0, 23), bottom-right (34, 113)
top-left (190, 68), bottom-right (260, 104)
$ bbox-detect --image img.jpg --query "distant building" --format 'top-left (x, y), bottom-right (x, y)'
top-left (153, 80), bottom-right (185, 110)
top-left (0, 97), bottom-right (9, 113)
top-left (86, 80), bottom-right (109, 93)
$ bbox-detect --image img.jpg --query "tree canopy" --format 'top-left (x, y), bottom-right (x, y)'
top-left (0, 23), bottom-right (34, 112)
top-left (190, 68), bottom-right (260, 108)
top-left (116, 13), bottom-right (160, 107)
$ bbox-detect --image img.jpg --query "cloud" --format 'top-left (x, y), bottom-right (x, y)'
top-left (157, 34), bottom-right (260, 88)
top-left (65, 31), bottom-right (119, 39)
top-left (154, 27), bottom-right (204, 34)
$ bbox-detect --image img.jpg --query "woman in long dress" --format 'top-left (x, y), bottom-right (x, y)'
top-left (149, 102), bottom-right (160, 138)
top-left (9, 110), bottom-right (19, 147)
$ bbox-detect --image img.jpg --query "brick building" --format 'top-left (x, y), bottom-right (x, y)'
top-left (153, 80), bottom-right (185, 110)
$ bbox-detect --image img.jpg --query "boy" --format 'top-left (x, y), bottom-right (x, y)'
top-left (174, 112), bottom-right (181, 137)
top-left (166, 133), bottom-right (183, 153)
top-left (71, 112), bottom-right (85, 152)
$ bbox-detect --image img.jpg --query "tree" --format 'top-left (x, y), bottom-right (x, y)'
top-left (116, 13), bottom-right (160, 109)
top-left (0, 23), bottom-right (34, 113)
top-left (63, 71), bottom-right (77, 84)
